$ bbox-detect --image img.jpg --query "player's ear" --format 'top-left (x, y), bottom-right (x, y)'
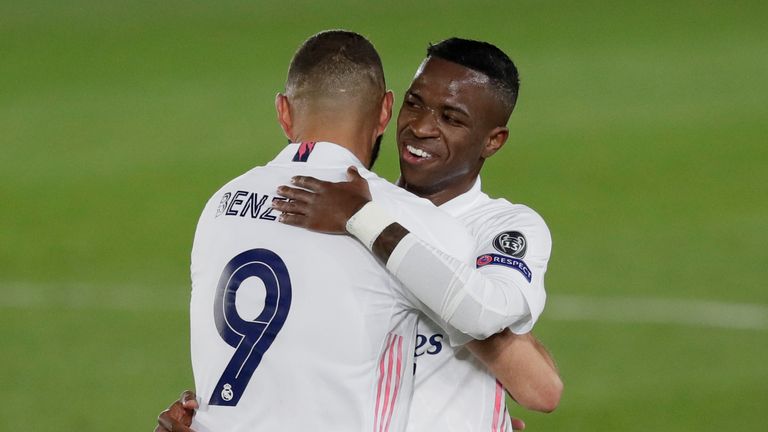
top-left (375, 90), bottom-right (394, 136)
top-left (275, 93), bottom-right (294, 140)
top-left (482, 126), bottom-right (509, 159)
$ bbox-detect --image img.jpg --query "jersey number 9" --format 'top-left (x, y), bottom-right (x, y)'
top-left (209, 248), bottom-right (293, 406)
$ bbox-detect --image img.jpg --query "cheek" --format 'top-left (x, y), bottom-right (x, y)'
top-left (445, 132), bottom-right (479, 160)
top-left (396, 111), bottom-right (417, 131)
top-left (395, 116), bottom-right (406, 132)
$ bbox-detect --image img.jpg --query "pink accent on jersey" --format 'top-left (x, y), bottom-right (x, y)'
top-left (373, 333), bottom-right (392, 432)
top-left (492, 379), bottom-right (504, 431)
top-left (501, 400), bottom-right (509, 431)
top-left (383, 335), bottom-right (404, 432)
top-left (299, 141), bottom-right (316, 158)
top-left (374, 333), bottom-right (404, 432)
top-left (380, 335), bottom-right (396, 431)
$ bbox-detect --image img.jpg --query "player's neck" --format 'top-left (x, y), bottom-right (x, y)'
top-left (398, 172), bottom-right (479, 207)
top-left (293, 122), bottom-right (374, 167)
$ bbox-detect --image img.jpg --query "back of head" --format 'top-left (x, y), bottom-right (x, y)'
top-left (286, 30), bottom-right (386, 115)
top-left (427, 38), bottom-right (520, 121)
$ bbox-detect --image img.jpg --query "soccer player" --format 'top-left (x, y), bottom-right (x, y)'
top-left (273, 38), bottom-right (562, 431)
top-left (172, 30), bottom-right (550, 432)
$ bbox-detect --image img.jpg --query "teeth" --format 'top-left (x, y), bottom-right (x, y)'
top-left (406, 145), bottom-right (432, 159)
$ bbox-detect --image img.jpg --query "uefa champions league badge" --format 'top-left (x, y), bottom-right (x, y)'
top-left (475, 253), bottom-right (532, 282)
top-left (476, 254), bottom-right (494, 266)
top-left (221, 383), bottom-right (234, 402)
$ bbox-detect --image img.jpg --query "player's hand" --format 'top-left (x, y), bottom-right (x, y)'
top-left (154, 390), bottom-right (198, 432)
top-left (274, 166), bottom-right (371, 234)
top-left (511, 416), bottom-right (526, 430)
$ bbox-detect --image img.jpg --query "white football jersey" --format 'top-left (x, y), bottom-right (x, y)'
top-left (189, 142), bottom-right (474, 432)
top-left (407, 178), bottom-right (552, 432)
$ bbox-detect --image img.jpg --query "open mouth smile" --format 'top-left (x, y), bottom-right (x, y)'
top-left (404, 144), bottom-right (434, 161)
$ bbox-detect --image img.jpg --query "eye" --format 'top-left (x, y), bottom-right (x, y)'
top-left (404, 94), bottom-right (421, 109)
top-left (442, 113), bottom-right (463, 126)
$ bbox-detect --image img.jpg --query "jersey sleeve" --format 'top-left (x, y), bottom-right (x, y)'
top-left (383, 206), bottom-right (551, 345)
top-left (471, 207), bottom-right (552, 334)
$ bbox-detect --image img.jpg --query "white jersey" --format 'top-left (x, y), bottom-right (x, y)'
top-left (189, 142), bottom-right (474, 432)
top-left (407, 178), bottom-right (552, 432)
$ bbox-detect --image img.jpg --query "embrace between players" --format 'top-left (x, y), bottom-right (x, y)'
top-left (156, 30), bottom-right (562, 432)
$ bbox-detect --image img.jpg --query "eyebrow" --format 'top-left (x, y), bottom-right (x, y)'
top-left (407, 89), bottom-right (470, 118)
top-left (443, 104), bottom-right (470, 118)
top-left (405, 89), bottom-right (423, 102)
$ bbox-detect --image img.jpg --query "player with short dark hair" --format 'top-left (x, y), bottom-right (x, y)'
top-left (391, 37), bottom-right (521, 206)
top-left (282, 30), bottom-right (388, 169)
top-left (181, 30), bottom-right (490, 431)
top-left (275, 37), bottom-right (561, 431)
top-left (427, 37), bottom-right (520, 114)
top-left (286, 30), bottom-right (386, 103)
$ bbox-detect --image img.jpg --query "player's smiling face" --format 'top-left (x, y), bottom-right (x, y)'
top-left (396, 57), bottom-right (509, 205)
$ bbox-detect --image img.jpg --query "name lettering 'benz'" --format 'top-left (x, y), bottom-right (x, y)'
top-left (216, 190), bottom-right (286, 221)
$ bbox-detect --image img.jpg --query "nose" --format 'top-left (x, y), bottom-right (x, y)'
top-left (409, 109), bottom-right (440, 139)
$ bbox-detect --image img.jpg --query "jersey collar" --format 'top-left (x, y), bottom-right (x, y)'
top-left (267, 141), bottom-right (366, 169)
top-left (438, 176), bottom-right (485, 215)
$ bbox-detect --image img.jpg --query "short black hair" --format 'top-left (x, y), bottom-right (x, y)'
top-left (427, 38), bottom-right (520, 116)
top-left (286, 30), bottom-right (385, 107)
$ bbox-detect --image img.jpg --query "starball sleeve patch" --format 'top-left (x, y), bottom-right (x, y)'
top-left (492, 231), bottom-right (527, 258)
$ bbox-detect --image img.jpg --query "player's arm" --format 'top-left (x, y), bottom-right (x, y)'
top-left (466, 330), bottom-right (562, 413)
top-left (377, 215), bottom-right (563, 412)
top-left (275, 168), bottom-right (532, 341)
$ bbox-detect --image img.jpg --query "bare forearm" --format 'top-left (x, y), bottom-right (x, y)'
top-left (467, 331), bottom-right (562, 413)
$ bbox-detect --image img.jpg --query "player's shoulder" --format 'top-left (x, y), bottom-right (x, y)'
top-left (467, 194), bottom-right (552, 262)
top-left (476, 195), bottom-right (550, 235)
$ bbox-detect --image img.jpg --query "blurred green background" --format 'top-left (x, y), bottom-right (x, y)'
top-left (1, 0), bottom-right (766, 430)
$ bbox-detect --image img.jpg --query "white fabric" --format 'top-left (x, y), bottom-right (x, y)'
top-left (189, 142), bottom-right (475, 432)
top-left (406, 178), bottom-right (552, 432)
top-left (346, 201), bottom-right (397, 250)
top-left (386, 232), bottom-right (530, 344)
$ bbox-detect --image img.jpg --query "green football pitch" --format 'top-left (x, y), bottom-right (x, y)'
top-left (2, 1), bottom-right (766, 430)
